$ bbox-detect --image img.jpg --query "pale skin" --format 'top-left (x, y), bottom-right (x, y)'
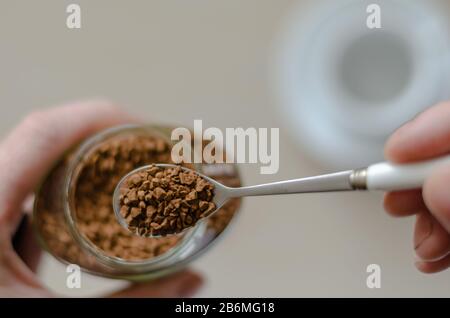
top-left (384, 101), bottom-right (450, 273)
top-left (0, 100), bottom-right (203, 297)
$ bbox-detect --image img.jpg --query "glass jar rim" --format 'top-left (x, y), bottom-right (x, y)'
top-left (62, 124), bottom-right (204, 271)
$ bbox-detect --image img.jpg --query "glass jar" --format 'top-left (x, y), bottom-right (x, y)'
top-left (33, 124), bottom-right (241, 281)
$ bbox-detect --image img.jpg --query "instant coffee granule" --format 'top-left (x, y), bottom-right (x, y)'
top-left (119, 165), bottom-right (216, 236)
top-left (35, 130), bottom-right (241, 267)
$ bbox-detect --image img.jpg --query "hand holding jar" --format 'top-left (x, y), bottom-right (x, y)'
top-left (0, 100), bottom-right (203, 297)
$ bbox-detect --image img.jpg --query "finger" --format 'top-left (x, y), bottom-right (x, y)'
top-left (12, 196), bottom-right (41, 273)
top-left (422, 163), bottom-right (450, 233)
top-left (0, 100), bottom-right (135, 289)
top-left (414, 212), bottom-right (450, 261)
top-left (108, 270), bottom-right (203, 298)
top-left (384, 101), bottom-right (450, 163)
top-left (0, 100), bottom-right (135, 234)
top-left (383, 190), bottom-right (426, 217)
top-left (12, 215), bottom-right (42, 273)
top-left (0, 236), bottom-right (44, 290)
top-left (415, 253), bottom-right (450, 274)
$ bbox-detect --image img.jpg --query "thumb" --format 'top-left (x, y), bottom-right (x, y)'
top-left (107, 270), bottom-right (203, 298)
top-left (0, 100), bottom-right (134, 235)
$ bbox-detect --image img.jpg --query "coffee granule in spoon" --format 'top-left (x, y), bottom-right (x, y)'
top-left (119, 165), bottom-right (216, 236)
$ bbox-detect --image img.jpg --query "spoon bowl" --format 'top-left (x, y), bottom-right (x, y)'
top-left (113, 164), bottom-right (232, 238)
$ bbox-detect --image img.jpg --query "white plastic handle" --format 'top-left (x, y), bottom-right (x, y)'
top-left (366, 155), bottom-right (450, 191)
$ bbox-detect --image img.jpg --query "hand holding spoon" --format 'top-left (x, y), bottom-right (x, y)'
top-left (113, 155), bottom-right (450, 237)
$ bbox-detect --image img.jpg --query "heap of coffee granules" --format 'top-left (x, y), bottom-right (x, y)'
top-left (119, 165), bottom-right (216, 236)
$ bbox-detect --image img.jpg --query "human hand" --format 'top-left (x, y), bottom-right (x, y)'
top-left (384, 101), bottom-right (450, 273)
top-left (0, 100), bottom-right (203, 297)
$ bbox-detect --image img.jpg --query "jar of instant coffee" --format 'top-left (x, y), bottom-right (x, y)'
top-left (33, 125), bottom-right (241, 280)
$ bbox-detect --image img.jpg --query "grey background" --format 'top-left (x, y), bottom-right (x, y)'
top-left (1, 0), bottom-right (450, 296)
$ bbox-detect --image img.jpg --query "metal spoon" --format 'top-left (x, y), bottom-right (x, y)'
top-left (113, 155), bottom-right (450, 237)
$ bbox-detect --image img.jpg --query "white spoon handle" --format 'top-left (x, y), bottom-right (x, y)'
top-left (365, 155), bottom-right (450, 191)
